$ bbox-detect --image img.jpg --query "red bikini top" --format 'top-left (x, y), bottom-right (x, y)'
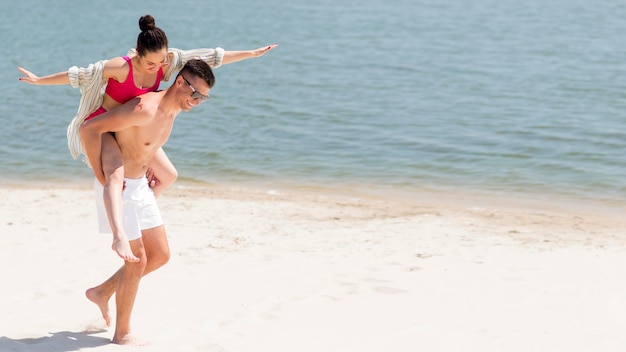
top-left (105, 56), bottom-right (164, 104)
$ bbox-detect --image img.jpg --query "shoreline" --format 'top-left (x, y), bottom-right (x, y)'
top-left (2, 176), bottom-right (625, 223)
top-left (3, 179), bottom-right (625, 253)
top-left (2, 179), bottom-right (625, 252)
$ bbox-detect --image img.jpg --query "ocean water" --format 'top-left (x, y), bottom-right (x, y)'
top-left (1, 0), bottom-right (625, 212)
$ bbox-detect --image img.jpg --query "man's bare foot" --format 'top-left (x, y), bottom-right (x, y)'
top-left (85, 287), bottom-right (111, 327)
top-left (113, 239), bottom-right (139, 262)
top-left (112, 333), bottom-right (149, 346)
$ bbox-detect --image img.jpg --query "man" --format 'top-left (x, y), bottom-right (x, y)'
top-left (79, 59), bottom-right (215, 345)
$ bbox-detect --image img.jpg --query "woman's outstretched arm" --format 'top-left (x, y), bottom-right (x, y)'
top-left (222, 43), bottom-right (278, 64)
top-left (18, 67), bottom-right (70, 85)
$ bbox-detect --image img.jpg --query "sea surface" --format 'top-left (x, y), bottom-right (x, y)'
top-left (1, 0), bottom-right (625, 213)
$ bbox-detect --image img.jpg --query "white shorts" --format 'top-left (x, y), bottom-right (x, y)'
top-left (94, 177), bottom-right (163, 241)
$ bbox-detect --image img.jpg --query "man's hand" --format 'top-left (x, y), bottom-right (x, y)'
top-left (146, 168), bottom-right (161, 189)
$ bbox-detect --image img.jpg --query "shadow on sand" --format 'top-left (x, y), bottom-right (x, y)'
top-left (0, 329), bottom-right (110, 352)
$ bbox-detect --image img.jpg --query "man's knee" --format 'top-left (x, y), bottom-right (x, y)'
top-left (152, 248), bottom-right (170, 268)
top-left (123, 254), bottom-right (147, 276)
top-left (128, 241), bottom-right (148, 271)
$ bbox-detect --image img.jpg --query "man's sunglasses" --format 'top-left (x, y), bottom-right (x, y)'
top-left (182, 76), bottom-right (210, 102)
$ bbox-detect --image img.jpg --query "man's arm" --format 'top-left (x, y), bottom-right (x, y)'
top-left (79, 99), bottom-right (148, 185)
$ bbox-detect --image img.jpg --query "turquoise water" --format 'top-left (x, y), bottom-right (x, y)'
top-left (1, 0), bottom-right (625, 211)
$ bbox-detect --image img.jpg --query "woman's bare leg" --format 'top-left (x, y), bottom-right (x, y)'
top-left (101, 132), bottom-right (139, 262)
top-left (146, 147), bottom-right (178, 197)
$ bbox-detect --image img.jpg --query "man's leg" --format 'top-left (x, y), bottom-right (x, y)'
top-left (112, 237), bottom-right (147, 345)
top-left (86, 225), bottom-right (170, 327)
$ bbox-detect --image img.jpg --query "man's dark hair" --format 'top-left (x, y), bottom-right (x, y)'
top-left (177, 59), bottom-right (215, 88)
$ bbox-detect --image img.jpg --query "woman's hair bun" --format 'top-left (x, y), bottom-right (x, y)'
top-left (139, 15), bottom-right (156, 32)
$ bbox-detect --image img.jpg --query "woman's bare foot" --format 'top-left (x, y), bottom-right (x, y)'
top-left (112, 333), bottom-right (149, 346)
top-left (85, 287), bottom-right (111, 327)
top-left (112, 239), bottom-right (139, 262)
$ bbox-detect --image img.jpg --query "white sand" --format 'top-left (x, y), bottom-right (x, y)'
top-left (1, 184), bottom-right (626, 352)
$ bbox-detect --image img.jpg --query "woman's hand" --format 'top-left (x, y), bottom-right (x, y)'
top-left (17, 67), bottom-right (69, 85)
top-left (251, 43), bottom-right (278, 57)
top-left (17, 67), bottom-right (40, 84)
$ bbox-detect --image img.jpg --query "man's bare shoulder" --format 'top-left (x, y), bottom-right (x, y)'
top-left (132, 92), bottom-right (162, 116)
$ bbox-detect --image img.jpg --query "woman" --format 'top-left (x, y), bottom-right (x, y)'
top-left (18, 14), bottom-right (277, 261)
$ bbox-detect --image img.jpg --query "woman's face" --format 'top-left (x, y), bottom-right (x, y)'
top-left (139, 48), bottom-right (169, 73)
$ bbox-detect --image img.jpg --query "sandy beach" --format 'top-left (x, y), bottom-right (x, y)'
top-left (1, 183), bottom-right (626, 352)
